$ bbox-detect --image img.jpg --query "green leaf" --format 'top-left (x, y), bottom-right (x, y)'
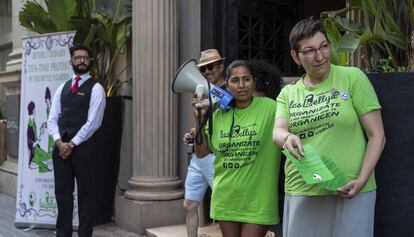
top-left (334, 16), bottom-right (364, 33)
top-left (114, 17), bottom-right (131, 52)
top-left (336, 34), bottom-right (360, 53)
top-left (323, 18), bottom-right (342, 46)
top-left (19, 1), bottom-right (58, 33)
top-left (320, 7), bottom-right (349, 19)
top-left (384, 32), bottom-right (407, 49)
top-left (48, 0), bottom-right (77, 31)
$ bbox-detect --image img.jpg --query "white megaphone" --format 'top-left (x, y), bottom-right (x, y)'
top-left (172, 59), bottom-right (233, 111)
top-left (172, 59), bottom-right (211, 96)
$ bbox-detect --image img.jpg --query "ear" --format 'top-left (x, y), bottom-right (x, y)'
top-left (290, 49), bottom-right (302, 66)
top-left (253, 76), bottom-right (257, 89)
top-left (219, 64), bottom-right (224, 73)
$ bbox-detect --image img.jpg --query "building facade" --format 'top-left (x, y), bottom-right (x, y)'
top-left (0, 0), bottom-right (344, 235)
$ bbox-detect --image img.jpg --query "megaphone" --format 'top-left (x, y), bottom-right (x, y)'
top-left (172, 59), bottom-right (233, 111)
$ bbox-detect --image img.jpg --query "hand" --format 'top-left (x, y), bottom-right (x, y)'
top-left (56, 140), bottom-right (75, 159)
top-left (283, 134), bottom-right (304, 160)
top-left (337, 178), bottom-right (365, 199)
top-left (183, 128), bottom-right (196, 145)
top-left (191, 93), bottom-right (209, 121)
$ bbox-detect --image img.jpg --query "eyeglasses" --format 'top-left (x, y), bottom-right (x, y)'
top-left (72, 55), bottom-right (91, 62)
top-left (199, 63), bottom-right (218, 73)
top-left (297, 43), bottom-right (330, 58)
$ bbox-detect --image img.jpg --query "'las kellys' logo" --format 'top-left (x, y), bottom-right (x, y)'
top-left (312, 173), bottom-right (322, 181)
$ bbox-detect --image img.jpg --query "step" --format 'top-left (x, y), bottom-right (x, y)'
top-left (146, 224), bottom-right (222, 237)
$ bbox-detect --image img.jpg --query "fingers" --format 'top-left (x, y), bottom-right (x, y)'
top-left (285, 142), bottom-right (302, 160)
top-left (183, 132), bottom-right (192, 144)
top-left (297, 142), bottom-right (305, 156)
top-left (284, 134), bottom-right (304, 160)
top-left (183, 135), bottom-right (189, 144)
top-left (337, 180), bottom-right (361, 199)
top-left (337, 184), bottom-right (351, 198)
top-left (57, 142), bottom-right (75, 159)
top-left (183, 128), bottom-right (196, 145)
top-left (59, 151), bottom-right (71, 159)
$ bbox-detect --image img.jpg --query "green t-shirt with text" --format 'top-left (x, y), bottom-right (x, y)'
top-left (208, 97), bottom-right (281, 225)
top-left (276, 64), bottom-right (381, 196)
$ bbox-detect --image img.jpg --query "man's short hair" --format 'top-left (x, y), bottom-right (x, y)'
top-left (70, 44), bottom-right (93, 58)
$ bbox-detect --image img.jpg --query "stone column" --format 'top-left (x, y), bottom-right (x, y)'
top-left (0, 0), bottom-right (28, 198)
top-left (115, 0), bottom-right (184, 234)
top-left (6, 0), bottom-right (27, 71)
top-left (127, 0), bottom-right (182, 201)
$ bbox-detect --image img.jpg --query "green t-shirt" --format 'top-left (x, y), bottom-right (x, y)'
top-left (207, 97), bottom-right (281, 225)
top-left (276, 64), bottom-right (381, 196)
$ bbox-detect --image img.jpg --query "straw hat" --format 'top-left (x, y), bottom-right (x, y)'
top-left (197, 49), bottom-right (225, 67)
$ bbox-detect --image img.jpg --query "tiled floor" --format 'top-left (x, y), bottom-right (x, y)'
top-left (0, 193), bottom-right (143, 237)
top-left (147, 224), bottom-right (222, 237)
top-left (0, 193), bottom-right (55, 237)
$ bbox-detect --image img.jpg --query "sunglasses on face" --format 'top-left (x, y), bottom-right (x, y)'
top-left (199, 63), bottom-right (217, 73)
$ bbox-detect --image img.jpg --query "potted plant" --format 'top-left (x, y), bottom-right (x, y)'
top-left (19, 0), bottom-right (132, 225)
top-left (321, 1), bottom-right (414, 236)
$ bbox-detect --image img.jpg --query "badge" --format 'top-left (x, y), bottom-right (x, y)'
top-left (341, 92), bottom-right (349, 100)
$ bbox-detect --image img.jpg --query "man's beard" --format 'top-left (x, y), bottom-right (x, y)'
top-left (72, 63), bottom-right (91, 74)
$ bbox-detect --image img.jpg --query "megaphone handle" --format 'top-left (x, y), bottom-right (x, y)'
top-left (195, 107), bottom-right (212, 146)
top-left (196, 108), bottom-right (203, 144)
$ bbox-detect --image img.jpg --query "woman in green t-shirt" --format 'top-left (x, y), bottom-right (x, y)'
top-left (193, 60), bottom-right (281, 237)
top-left (272, 17), bottom-right (385, 237)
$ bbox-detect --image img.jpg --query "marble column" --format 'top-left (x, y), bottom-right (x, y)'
top-left (125, 0), bottom-right (183, 201)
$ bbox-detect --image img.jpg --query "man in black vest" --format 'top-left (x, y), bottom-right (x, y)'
top-left (48, 44), bottom-right (106, 237)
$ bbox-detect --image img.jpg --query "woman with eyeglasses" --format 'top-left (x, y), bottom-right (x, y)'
top-left (193, 60), bottom-right (281, 237)
top-left (272, 17), bottom-right (385, 237)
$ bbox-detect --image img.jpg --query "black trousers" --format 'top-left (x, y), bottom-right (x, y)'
top-left (52, 138), bottom-right (96, 237)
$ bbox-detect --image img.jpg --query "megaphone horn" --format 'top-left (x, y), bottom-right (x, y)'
top-left (171, 59), bottom-right (211, 96)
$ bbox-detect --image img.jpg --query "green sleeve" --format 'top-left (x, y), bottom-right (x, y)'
top-left (275, 87), bottom-right (289, 120)
top-left (349, 67), bottom-right (382, 116)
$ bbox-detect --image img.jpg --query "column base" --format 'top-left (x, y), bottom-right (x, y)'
top-left (114, 194), bottom-right (185, 234)
top-left (6, 48), bottom-right (22, 71)
top-left (125, 176), bottom-right (184, 201)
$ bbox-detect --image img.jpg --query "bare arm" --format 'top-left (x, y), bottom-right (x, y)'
top-left (338, 109), bottom-right (385, 199)
top-left (273, 117), bottom-right (304, 159)
top-left (192, 95), bottom-right (211, 158)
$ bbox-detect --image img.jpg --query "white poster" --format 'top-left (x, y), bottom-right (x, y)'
top-left (15, 31), bottom-right (79, 228)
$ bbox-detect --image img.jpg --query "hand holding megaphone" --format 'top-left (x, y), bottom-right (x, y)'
top-left (172, 59), bottom-right (233, 112)
top-left (192, 85), bottom-right (210, 122)
top-left (194, 84), bottom-right (210, 109)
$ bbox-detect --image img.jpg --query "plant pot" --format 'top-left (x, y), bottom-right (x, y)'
top-left (93, 96), bottom-right (123, 225)
top-left (368, 72), bottom-right (414, 237)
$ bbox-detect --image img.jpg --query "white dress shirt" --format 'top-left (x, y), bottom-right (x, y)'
top-left (47, 72), bottom-right (106, 146)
